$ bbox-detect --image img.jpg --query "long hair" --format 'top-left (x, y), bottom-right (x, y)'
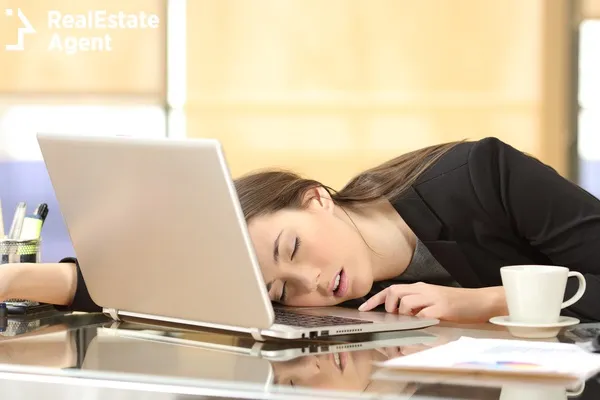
top-left (235, 141), bottom-right (464, 222)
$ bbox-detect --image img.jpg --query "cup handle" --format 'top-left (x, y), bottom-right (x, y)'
top-left (561, 272), bottom-right (586, 309)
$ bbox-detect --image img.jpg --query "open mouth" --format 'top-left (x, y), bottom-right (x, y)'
top-left (332, 352), bottom-right (348, 372)
top-left (332, 269), bottom-right (348, 298)
top-left (333, 274), bottom-right (341, 291)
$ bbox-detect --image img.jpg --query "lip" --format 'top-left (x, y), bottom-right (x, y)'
top-left (329, 352), bottom-right (349, 372)
top-left (328, 269), bottom-right (342, 293)
top-left (333, 269), bottom-right (349, 298)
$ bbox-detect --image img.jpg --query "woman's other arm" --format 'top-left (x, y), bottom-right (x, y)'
top-left (0, 262), bottom-right (77, 306)
top-left (0, 258), bottom-right (101, 312)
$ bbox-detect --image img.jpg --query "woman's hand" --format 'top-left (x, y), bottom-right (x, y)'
top-left (0, 264), bottom-right (16, 301)
top-left (358, 282), bottom-right (507, 323)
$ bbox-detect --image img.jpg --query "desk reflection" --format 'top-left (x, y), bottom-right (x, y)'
top-left (77, 323), bottom-right (441, 395)
top-left (0, 312), bottom-right (107, 369)
top-left (0, 314), bottom-right (597, 400)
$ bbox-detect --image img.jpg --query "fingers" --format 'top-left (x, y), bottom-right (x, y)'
top-left (415, 305), bottom-right (442, 319)
top-left (397, 294), bottom-right (432, 316)
top-left (385, 291), bottom-right (401, 313)
top-left (358, 288), bottom-right (389, 311)
top-left (358, 284), bottom-right (424, 312)
top-left (359, 288), bottom-right (401, 313)
top-left (382, 346), bottom-right (404, 359)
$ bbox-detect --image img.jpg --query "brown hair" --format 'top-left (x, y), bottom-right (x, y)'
top-left (235, 141), bottom-right (464, 222)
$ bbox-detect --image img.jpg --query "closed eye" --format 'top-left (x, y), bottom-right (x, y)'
top-left (291, 237), bottom-right (301, 260)
top-left (279, 237), bottom-right (300, 303)
top-left (280, 282), bottom-right (288, 303)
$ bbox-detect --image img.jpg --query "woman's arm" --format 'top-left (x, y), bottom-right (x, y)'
top-left (469, 137), bottom-right (600, 321)
top-left (0, 258), bottom-right (101, 312)
top-left (0, 262), bottom-right (78, 306)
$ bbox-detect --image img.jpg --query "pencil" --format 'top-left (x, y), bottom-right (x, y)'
top-left (8, 202), bottom-right (26, 240)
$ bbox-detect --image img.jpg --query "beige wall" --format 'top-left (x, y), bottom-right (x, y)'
top-left (186, 0), bottom-right (573, 188)
top-left (0, 0), bottom-right (574, 186)
top-left (0, 0), bottom-right (165, 99)
top-left (583, 0), bottom-right (600, 18)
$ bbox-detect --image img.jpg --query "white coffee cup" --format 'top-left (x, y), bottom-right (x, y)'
top-left (500, 265), bottom-right (586, 324)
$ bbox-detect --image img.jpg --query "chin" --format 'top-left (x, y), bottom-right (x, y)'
top-left (353, 279), bottom-right (374, 299)
top-left (330, 298), bottom-right (345, 306)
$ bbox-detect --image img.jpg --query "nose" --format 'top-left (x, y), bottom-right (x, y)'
top-left (274, 356), bottom-right (320, 386)
top-left (287, 265), bottom-right (323, 293)
top-left (298, 356), bottom-right (321, 376)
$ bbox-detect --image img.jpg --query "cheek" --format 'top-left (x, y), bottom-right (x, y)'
top-left (314, 222), bottom-right (366, 272)
top-left (303, 216), bottom-right (351, 264)
top-left (303, 236), bottom-right (336, 266)
top-left (354, 352), bottom-right (375, 375)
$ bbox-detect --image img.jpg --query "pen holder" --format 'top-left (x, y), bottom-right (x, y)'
top-left (0, 238), bottom-right (41, 305)
top-left (0, 319), bottom-right (42, 336)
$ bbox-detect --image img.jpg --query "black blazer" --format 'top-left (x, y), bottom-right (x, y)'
top-left (65, 137), bottom-right (600, 321)
top-left (392, 137), bottom-right (600, 322)
top-left (58, 257), bottom-right (101, 313)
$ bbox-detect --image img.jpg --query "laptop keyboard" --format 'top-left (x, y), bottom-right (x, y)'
top-left (273, 308), bottom-right (373, 328)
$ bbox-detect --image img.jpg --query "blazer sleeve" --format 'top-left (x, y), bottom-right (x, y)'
top-left (468, 137), bottom-right (600, 321)
top-left (57, 257), bottom-right (102, 313)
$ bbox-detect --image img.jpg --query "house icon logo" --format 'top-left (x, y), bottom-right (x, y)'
top-left (5, 8), bottom-right (36, 51)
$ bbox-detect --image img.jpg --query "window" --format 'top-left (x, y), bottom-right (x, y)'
top-left (0, 0), bottom-right (168, 261)
top-left (577, 20), bottom-right (600, 197)
top-left (0, 104), bottom-right (166, 160)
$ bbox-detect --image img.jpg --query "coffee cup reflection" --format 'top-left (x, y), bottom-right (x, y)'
top-left (500, 382), bottom-right (585, 400)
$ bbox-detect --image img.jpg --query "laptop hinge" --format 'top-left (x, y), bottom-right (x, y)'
top-left (250, 328), bottom-right (265, 341)
top-left (250, 342), bottom-right (263, 357)
top-left (103, 307), bottom-right (121, 321)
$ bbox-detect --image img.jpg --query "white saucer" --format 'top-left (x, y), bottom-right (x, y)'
top-left (489, 316), bottom-right (580, 339)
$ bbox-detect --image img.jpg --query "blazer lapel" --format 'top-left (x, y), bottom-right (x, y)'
top-left (392, 187), bottom-right (442, 241)
top-left (393, 187), bottom-right (483, 288)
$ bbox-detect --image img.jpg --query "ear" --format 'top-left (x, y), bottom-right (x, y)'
top-left (303, 186), bottom-right (335, 213)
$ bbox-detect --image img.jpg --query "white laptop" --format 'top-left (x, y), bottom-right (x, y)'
top-left (37, 133), bottom-right (439, 340)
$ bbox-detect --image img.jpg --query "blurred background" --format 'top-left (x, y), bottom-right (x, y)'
top-left (0, 0), bottom-right (598, 262)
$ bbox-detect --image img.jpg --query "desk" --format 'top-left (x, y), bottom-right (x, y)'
top-left (0, 312), bottom-right (598, 399)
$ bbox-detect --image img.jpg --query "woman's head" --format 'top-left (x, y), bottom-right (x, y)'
top-left (271, 349), bottom-right (388, 391)
top-left (236, 170), bottom-right (375, 307)
top-left (235, 141), bottom-right (462, 307)
top-left (271, 348), bottom-right (418, 394)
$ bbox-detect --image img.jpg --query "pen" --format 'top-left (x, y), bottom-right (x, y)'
top-left (8, 202), bottom-right (26, 240)
top-left (20, 203), bottom-right (48, 240)
top-left (0, 303), bottom-right (6, 333)
top-left (36, 203), bottom-right (49, 224)
top-left (0, 198), bottom-right (5, 239)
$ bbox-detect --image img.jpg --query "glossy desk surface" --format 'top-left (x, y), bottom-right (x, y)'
top-left (0, 311), bottom-right (598, 399)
